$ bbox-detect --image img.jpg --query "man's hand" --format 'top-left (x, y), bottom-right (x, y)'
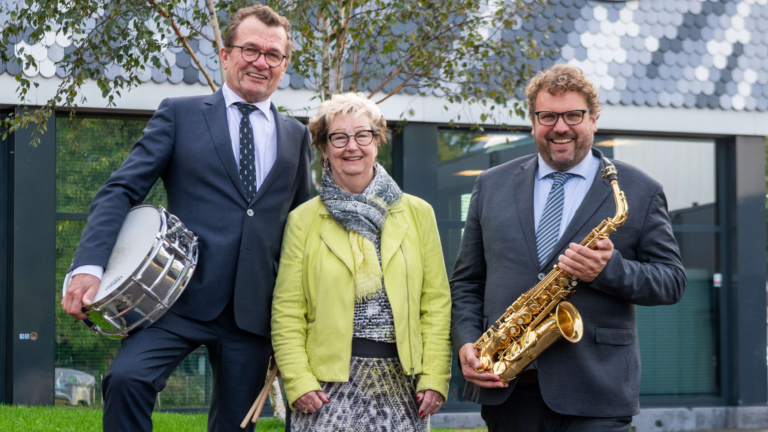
top-left (459, 343), bottom-right (507, 389)
top-left (557, 239), bottom-right (614, 282)
top-left (294, 390), bottom-right (330, 414)
top-left (61, 274), bottom-right (100, 320)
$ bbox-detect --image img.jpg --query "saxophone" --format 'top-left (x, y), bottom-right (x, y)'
top-left (474, 157), bottom-right (628, 383)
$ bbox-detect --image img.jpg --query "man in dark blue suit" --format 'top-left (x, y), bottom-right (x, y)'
top-left (61, 6), bottom-right (311, 431)
top-left (451, 65), bottom-right (686, 432)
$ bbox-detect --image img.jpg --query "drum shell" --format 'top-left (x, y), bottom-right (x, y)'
top-left (79, 206), bottom-right (198, 339)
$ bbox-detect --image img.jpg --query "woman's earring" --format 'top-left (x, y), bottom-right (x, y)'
top-left (322, 158), bottom-right (330, 172)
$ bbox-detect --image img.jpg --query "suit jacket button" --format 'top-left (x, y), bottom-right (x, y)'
top-left (246, 209), bottom-right (254, 217)
top-left (538, 273), bottom-right (546, 280)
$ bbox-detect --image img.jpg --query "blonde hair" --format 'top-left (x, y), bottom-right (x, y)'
top-left (308, 92), bottom-right (388, 151)
top-left (526, 64), bottom-right (602, 120)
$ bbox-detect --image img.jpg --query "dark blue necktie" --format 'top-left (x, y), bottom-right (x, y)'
top-left (235, 102), bottom-right (259, 201)
top-left (536, 172), bottom-right (573, 268)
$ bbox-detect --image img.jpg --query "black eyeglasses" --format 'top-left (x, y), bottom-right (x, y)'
top-left (327, 130), bottom-right (377, 148)
top-left (534, 110), bottom-right (588, 126)
top-left (228, 45), bottom-right (287, 67)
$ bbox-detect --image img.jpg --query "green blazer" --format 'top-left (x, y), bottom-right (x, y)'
top-left (271, 194), bottom-right (452, 407)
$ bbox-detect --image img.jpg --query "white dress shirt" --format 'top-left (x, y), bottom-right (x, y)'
top-left (71, 84), bottom-right (278, 281)
top-left (533, 152), bottom-right (600, 241)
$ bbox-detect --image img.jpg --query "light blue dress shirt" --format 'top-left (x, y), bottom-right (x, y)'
top-left (533, 152), bottom-right (601, 242)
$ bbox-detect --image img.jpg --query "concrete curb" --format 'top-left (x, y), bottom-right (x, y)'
top-left (634, 407), bottom-right (768, 431)
top-left (431, 407), bottom-right (768, 431)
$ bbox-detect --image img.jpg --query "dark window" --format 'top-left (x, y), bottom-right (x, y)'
top-left (55, 115), bottom-right (213, 408)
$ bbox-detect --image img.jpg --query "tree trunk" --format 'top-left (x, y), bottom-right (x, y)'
top-left (205, 0), bottom-right (225, 84)
top-left (269, 379), bottom-right (286, 420)
top-left (320, 14), bottom-right (332, 101)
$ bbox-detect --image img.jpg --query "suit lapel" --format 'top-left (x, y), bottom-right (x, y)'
top-left (514, 156), bottom-right (541, 269)
top-left (250, 103), bottom-right (294, 207)
top-left (543, 149), bottom-right (612, 269)
top-left (319, 215), bottom-right (355, 274)
top-left (381, 208), bottom-right (408, 271)
top-left (202, 90), bottom-right (249, 202)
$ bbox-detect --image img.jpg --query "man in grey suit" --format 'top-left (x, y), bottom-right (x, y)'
top-left (60, 6), bottom-right (310, 431)
top-left (451, 64), bottom-right (686, 432)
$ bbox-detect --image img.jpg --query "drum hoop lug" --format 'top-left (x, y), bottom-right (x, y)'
top-left (158, 207), bottom-right (169, 239)
top-left (164, 264), bottom-right (190, 303)
top-left (136, 278), bottom-right (165, 305)
top-left (134, 238), bottom-right (165, 284)
top-left (147, 242), bottom-right (183, 304)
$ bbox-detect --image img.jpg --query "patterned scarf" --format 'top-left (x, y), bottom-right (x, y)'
top-left (319, 163), bottom-right (403, 300)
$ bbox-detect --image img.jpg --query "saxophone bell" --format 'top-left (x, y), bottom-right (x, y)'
top-left (493, 302), bottom-right (583, 383)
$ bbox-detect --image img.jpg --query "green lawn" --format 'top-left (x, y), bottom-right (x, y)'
top-left (0, 405), bottom-right (486, 431)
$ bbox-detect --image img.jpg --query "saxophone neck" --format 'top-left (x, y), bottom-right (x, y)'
top-left (602, 157), bottom-right (628, 227)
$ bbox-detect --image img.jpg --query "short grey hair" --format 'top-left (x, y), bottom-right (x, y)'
top-left (224, 5), bottom-right (294, 62)
top-left (308, 92), bottom-right (388, 151)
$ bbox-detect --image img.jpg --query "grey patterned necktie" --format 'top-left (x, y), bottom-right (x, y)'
top-left (235, 102), bottom-right (259, 201)
top-left (536, 172), bottom-right (573, 268)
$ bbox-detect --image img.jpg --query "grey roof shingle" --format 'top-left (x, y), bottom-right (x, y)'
top-left (3, 0), bottom-right (768, 111)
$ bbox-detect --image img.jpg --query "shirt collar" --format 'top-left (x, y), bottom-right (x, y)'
top-left (222, 83), bottom-right (272, 121)
top-left (536, 149), bottom-right (594, 181)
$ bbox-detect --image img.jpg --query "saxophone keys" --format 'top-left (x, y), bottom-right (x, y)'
top-left (558, 277), bottom-right (569, 287)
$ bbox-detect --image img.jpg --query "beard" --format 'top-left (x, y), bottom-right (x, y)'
top-left (535, 130), bottom-right (593, 171)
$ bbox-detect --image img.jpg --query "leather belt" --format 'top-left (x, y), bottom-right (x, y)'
top-left (351, 338), bottom-right (399, 358)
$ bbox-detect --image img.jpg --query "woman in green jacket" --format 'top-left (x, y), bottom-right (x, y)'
top-left (271, 92), bottom-right (452, 431)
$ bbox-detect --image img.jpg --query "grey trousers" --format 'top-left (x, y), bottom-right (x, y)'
top-left (480, 382), bottom-right (632, 432)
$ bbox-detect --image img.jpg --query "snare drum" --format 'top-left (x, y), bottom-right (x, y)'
top-left (63, 205), bottom-right (199, 339)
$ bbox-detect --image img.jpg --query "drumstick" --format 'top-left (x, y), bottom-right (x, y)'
top-left (240, 370), bottom-right (273, 428)
top-left (240, 367), bottom-right (278, 428)
top-left (251, 369), bottom-right (279, 424)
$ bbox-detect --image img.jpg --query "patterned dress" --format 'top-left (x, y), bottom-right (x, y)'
top-left (291, 170), bottom-right (428, 431)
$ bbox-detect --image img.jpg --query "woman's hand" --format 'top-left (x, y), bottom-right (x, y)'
top-left (294, 390), bottom-right (330, 414)
top-left (417, 389), bottom-right (445, 418)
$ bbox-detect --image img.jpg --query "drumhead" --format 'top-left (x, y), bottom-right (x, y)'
top-left (95, 206), bottom-right (162, 302)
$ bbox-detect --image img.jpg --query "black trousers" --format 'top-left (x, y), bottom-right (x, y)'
top-left (102, 300), bottom-right (271, 432)
top-left (481, 382), bottom-right (632, 432)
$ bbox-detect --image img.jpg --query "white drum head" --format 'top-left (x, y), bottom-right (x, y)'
top-left (95, 206), bottom-right (162, 302)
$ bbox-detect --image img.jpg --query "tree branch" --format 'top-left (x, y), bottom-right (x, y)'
top-left (367, 66), bottom-right (401, 99)
top-left (170, 12), bottom-right (216, 43)
top-left (374, 75), bottom-right (412, 104)
top-left (348, 22), bottom-right (387, 83)
top-left (205, 0), bottom-right (226, 84)
top-left (148, 0), bottom-right (217, 92)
